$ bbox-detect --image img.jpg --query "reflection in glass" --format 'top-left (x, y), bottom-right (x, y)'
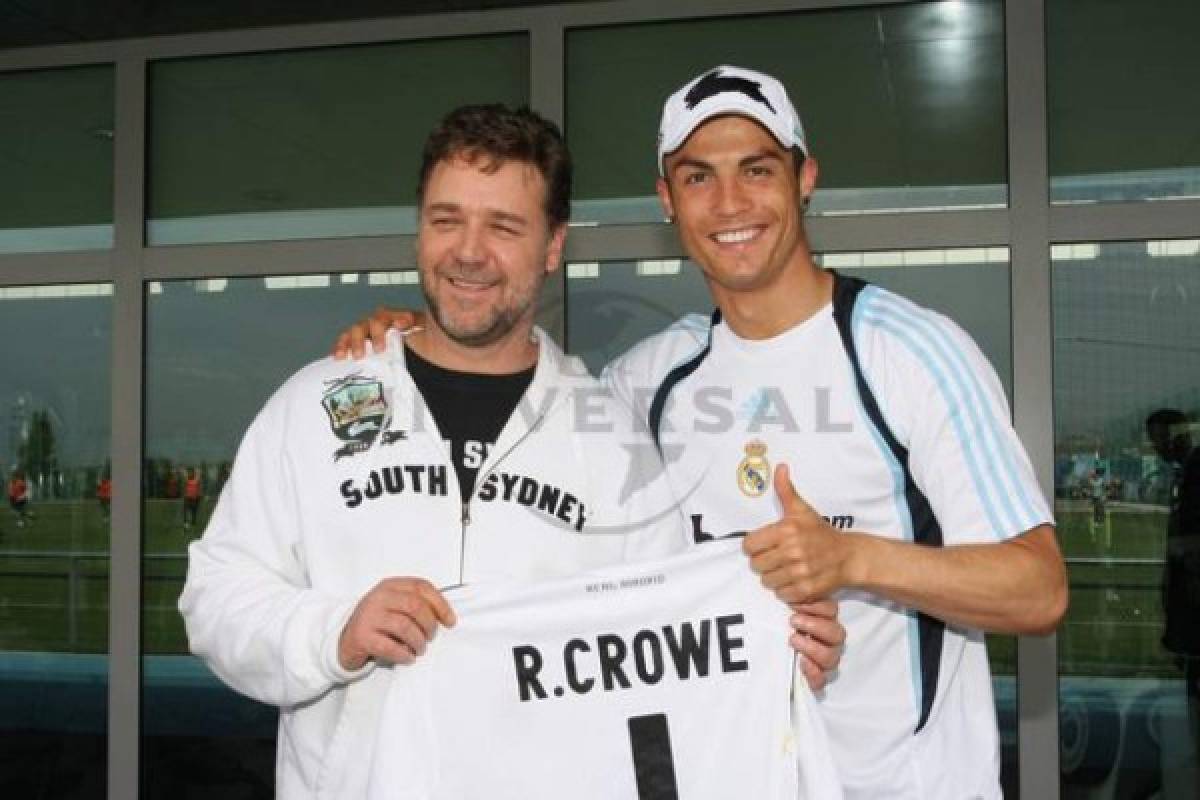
top-left (566, 251), bottom-right (1017, 794)
top-left (0, 283), bottom-right (111, 795)
top-left (1054, 240), bottom-right (1200, 794)
top-left (0, 67), bottom-right (115, 253)
top-left (567, 0), bottom-right (1006, 224)
top-left (147, 35), bottom-right (527, 245)
top-left (1048, 0), bottom-right (1200, 204)
top-left (564, 259), bottom-right (709, 374)
top-left (142, 271), bottom-right (426, 798)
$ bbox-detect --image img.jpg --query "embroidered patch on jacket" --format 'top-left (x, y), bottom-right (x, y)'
top-left (322, 373), bottom-right (389, 461)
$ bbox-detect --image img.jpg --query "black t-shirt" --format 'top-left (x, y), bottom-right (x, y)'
top-left (404, 344), bottom-right (535, 502)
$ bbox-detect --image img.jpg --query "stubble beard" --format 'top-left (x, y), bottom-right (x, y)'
top-left (420, 268), bottom-right (543, 348)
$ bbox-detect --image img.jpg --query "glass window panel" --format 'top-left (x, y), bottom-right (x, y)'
top-left (0, 67), bottom-right (114, 254)
top-left (567, 252), bottom-right (1017, 794)
top-left (1054, 240), bottom-right (1200, 793)
top-left (1048, 0), bottom-right (1200, 204)
top-left (0, 0), bottom-right (597, 49)
top-left (147, 35), bottom-right (528, 245)
top-left (0, 282), bottom-right (111, 794)
top-left (565, 258), bottom-right (710, 373)
top-left (143, 270), bottom-right (428, 797)
top-left (567, 0), bottom-right (1006, 225)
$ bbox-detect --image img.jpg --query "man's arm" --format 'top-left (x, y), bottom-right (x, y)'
top-left (745, 464), bottom-right (1068, 635)
top-left (179, 402), bottom-right (359, 706)
top-left (331, 307), bottom-right (422, 359)
top-left (179, 392), bottom-right (452, 707)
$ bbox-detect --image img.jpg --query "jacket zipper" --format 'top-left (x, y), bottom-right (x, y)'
top-left (457, 417), bottom-right (545, 584)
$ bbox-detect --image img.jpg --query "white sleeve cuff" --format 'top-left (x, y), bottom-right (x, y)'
top-left (320, 600), bottom-right (377, 685)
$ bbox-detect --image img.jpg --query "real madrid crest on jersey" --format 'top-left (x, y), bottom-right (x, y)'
top-left (737, 440), bottom-right (771, 497)
top-left (322, 373), bottom-right (394, 461)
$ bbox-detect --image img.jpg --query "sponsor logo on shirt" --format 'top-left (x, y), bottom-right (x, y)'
top-left (689, 512), bottom-right (855, 543)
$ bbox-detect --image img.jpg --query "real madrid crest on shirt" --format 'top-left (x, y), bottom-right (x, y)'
top-left (322, 373), bottom-right (403, 461)
top-left (737, 440), bottom-right (770, 497)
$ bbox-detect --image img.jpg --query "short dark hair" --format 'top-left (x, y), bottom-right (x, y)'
top-left (416, 104), bottom-right (572, 229)
top-left (1147, 408), bottom-right (1187, 433)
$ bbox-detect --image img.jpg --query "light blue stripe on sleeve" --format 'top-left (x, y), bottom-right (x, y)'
top-left (859, 291), bottom-right (1042, 536)
top-left (865, 292), bottom-right (1043, 533)
top-left (852, 289), bottom-right (924, 720)
top-left (858, 304), bottom-right (1012, 537)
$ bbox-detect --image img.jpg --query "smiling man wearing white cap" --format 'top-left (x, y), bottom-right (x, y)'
top-left (333, 65), bottom-right (1068, 798)
top-left (616, 64), bottom-right (1068, 798)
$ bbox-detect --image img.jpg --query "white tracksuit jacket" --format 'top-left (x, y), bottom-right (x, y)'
top-left (178, 328), bottom-right (691, 799)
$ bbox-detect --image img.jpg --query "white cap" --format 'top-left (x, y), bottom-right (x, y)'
top-left (657, 65), bottom-right (807, 175)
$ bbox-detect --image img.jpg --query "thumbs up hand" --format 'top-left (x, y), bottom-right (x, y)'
top-left (773, 462), bottom-right (822, 521)
top-left (743, 463), bottom-right (863, 605)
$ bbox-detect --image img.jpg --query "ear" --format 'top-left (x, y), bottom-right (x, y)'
top-left (544, 224), bottom-right (567, 275)
top-left (799, 155), bottom-right (819, 204)
top-left (655, 176), bottom-right (676, 223)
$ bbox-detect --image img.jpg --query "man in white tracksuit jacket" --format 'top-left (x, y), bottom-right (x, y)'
top-left (179, 105), bottom-right (691, 798)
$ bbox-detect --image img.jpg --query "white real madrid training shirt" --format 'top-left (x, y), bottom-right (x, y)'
top-left (366, 540), bottom-right (841, 799)
top-left (603, 279), bottom-right (1053, 799)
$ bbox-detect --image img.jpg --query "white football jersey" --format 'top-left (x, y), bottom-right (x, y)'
top-left (366, 540), bottom-right (842, 799)
top-left (604, 277), bottom-right (1053, 798)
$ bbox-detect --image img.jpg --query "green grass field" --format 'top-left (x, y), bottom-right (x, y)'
top-left (0, 498), bottom-right (1185, 681)
top-left (0, 498), bottom-right (212, 654)
top-left (1055, 502), bottom-right (1179, 678)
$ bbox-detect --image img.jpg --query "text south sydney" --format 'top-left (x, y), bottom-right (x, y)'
top-left (340, 465), bottom-right (589, 531)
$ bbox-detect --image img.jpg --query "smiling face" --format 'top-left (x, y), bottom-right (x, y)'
top-left (657, 115), bottom-right (817, 304)
top-left (416, 153), bottom-right (565, 349)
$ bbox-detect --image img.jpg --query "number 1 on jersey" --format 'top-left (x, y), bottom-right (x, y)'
top-left (627, 713), bottom-right (679, 800)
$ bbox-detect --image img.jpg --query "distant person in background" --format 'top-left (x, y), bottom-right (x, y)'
top-left (1147, 411), bottom-right (1200, 677)
top-left (97, 475), bottom-right (112, 522)
top-left (1089, 469), bottom-right (1107, 522)
top-left (182, 468), bottom-right (203, 531)
top-left (8, 470), bottom-right (31, 529)
top-left (1147, 408), bottom-right (1200, 795)
top-left (164, 469), bottom-right (180, 499)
